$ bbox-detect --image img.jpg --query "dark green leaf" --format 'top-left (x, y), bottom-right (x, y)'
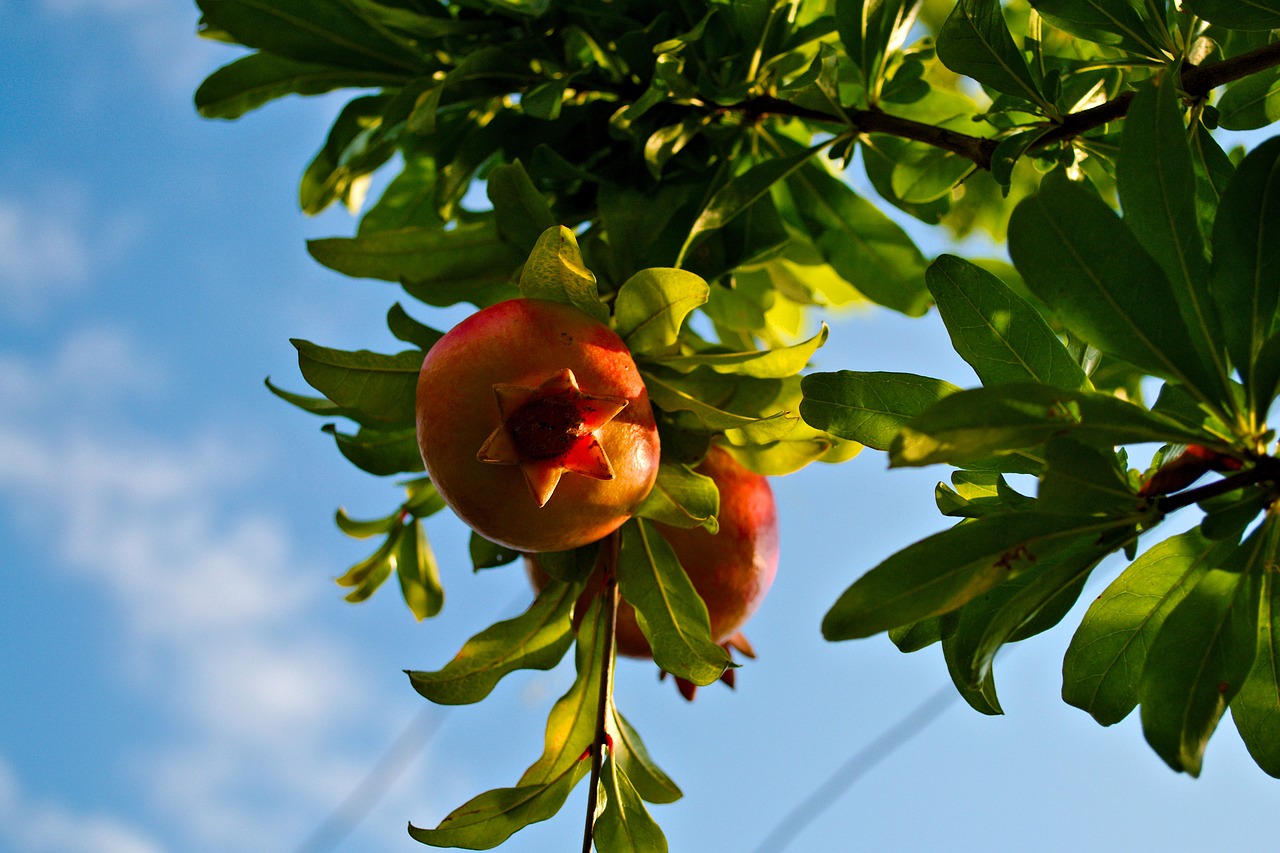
top-left (943, 620), bottom-right (1003, 715)
top-left (1028, 0), bottom-right (1167, 57)
top-left (396, 518), bottom-right (443, 620)
top-left (617, 519), bottom-right (731, 686)
top-left (594, 757), bottom-right (669, 853)
top-left (469, 532), bottom-right (521, 570)
top-left (1217, 67), bottom-right (1280, 131)
top-left (681, 146), bottom-right (826, 262)
top-left (1007, 175), bottom-right (1224, 406)
top-left (835, 0), bottom-right (921, 95)
top-left (822, 512), bottom-right (1122, 640)
top-left (926, 254), bottom-right (1089, 390)
top-left (888, 616), bottom-right (944, 652)
top-left (196, 0), bottom-right (426, 73)
top-left (300, 94), bottom-right (396, 215)
top-left (386, 302), bottom-right (444, 351)
top-left (634, 462), bottom-right (720, 533)
top-left (1183, 0), bottom-right (1280, 30)
top-left (195, 52), bottom-right (403, 119)
top-left (358, 155), bottom-right (444, 235)
top-left (518, 226), bottom-right (609, 323)
top-left (1233, 521), bottom-right (1280, 776)
top-left (891, 383), bottom-right (1215, 469)
top-left (610, 709), bottom-right (682, 805)
top-left (1037, 438), bottom-right (1137, 516)
top-left (1209, 137), bottom-right (1280, 414)
top-left (936, 0), bottom-right (1045, 107)
top-left (800, 371), bottom-right (961, 451)
top-left (613, 268), bottom-right (709, 355)
top-left (308, 221), bottom-right (522, 308)
top-left (1140, 545), bottom-right (1262, 776)
top-left (487, 160), bottom-right (557, 254)
top-left (1063, 530), bottom-right (1225, 725)
top-left (292, 339), bottom-right (421, 425)
top-left (1118, 78), bottom-right (1227, 399)
top-left (786, 164), bottom-right (931, 316)
top-left (406, 579), bottom-right (580, 705)
top-left (322, 423), bottom-right (423, 475)
top-left (407, 762), bottom-right (587, 849)
top-left (265, 377), bottom-right (361, 421)
top-left (534, 544), bottom-right (601, 585)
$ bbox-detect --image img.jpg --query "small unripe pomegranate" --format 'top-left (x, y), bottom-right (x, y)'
top-left (416, 298), bottom-right (660, 552)
top-left (530, 445), bottom-right (779, 696)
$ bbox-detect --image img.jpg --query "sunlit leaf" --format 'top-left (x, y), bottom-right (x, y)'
top-left (594, 757), bottom-right (669, 853)
top-left (613, 268), bottom-right (709, 355)
top-left (609, 709), bottom-right (681, 805)
top-left (936, 0), bottom-right (1045, 107)
top-left (654, 324), bottom-right (827, 379)
top-left (396, 518), bottom-right (444, 620)
top-left (800, 371), bottom-right (961, 450)
top-left (292, 339), bottom-right (421, 425)
top-left (519, 226), bottom-right (609, 322)
top-left (635, 462), bottom-right (720, 533)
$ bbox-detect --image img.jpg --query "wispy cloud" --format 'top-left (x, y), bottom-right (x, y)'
top-left (0, 328), bottom-right (416, 851)
top-left (0, 756), bottom-right (163, 853)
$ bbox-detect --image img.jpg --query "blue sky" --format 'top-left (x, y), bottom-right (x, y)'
top-left (2, 3), bottom-right (1277, 852)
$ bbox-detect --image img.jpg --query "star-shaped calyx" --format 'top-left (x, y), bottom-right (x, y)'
top-left (476, 368), bottom-right (630, 507)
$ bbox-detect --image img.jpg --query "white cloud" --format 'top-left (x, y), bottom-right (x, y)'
top-left (0, 330), bottom-right (412, 851)
top-left (0, 756), bottom-right (164, 853)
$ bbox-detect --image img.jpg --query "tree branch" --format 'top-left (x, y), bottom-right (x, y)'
top-left (743, 40), bottom-right (1280, 172)
top-left (1156, 456), bottom-right (1280, 514)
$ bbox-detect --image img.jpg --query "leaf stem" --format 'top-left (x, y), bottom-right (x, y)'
top-left (581, 533), bottom-right (619, 853)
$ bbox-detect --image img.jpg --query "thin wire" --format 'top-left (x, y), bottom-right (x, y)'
top-left (294, 704), bottom-right (445, 853)
top-left (750, 684), bottom-right (958, 853)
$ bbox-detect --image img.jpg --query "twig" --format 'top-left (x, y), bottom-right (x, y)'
top-left (1156, 456), bottom-right (1280, 514)
top-left (581, 535), bottom-right (620, 853)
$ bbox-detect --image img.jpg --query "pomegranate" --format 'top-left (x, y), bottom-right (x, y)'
top-left (416, 298), bottom-right (660, 552)
top-left (530, 445), bottom-right (779, 697)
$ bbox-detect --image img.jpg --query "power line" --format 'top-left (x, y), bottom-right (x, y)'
top-left (295, 704), bottom-right (446, 853)
top-left (751, 684), bottom-right (959, 853)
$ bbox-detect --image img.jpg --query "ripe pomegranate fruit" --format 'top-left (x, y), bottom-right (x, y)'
top-left (529, 445), bottom-right (779, 698)
top-left (416, 298), bottom-right (660, 553)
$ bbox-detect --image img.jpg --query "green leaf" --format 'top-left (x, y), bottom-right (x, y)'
top-left (594, 757), bottom-right (669, 853)
top-left (943, 606), bottom-right (1003, 715)
top-left (407, 761), bottom-right (588, 849)
top-left (786, 163), bottom-right (931, 316)
top-left (335, 505), bottom-right (399, 538)
top-left (194, 52), bottom-right (403, 119)
top-left (292, 339), bottom-right (421, 425)
top-left (1037, 438), bottom-right (1137, 516)
top-left (641, 368), bottom-right (791, 435)
top-left (1209, 136), bottom-right (1280, 414)
top-left (654, 324), bottom-right (828, 379)
top-left (265, 377), bottom-right (362, 421)
top-left (406, 579), bottom-right (580, 705)
top-left (386, 302), bottom-right (444, 351)
top-left (469, 532), bottom-right (521, 570)
top-left (196, 0), bottom-right (426, 73)
top-left (487, 161), bottom-right (557, 254)
top-left (299, 94), bottom-right (396, 215)
top-left (1183, 0), bottom-right (1280, 30)
top-left (936, 0), bottom-right (1046, 107)
top-left (926, 255), bottom-right (1089, 390)
top-left (1117, 78), bottom-right (1227, 398)
top-left (609, 709), bottom-right (681, 805)
top-left (308, 221), bottom-right (522, 308)
top-left (520, 595), bottom-right (608, 784)
top-left (719, 435), bottom-right (839, 476)
top-left (822, 512), bottom-right (1122, 640)
top-left (613, 268), bottom-right (709, 355)
top-left (322, 423), bottom-right (423, 475)
top-left (1140, 546), bottom-right (1262, 776)
top-left (681, 146), bottom-right (826, 264)
top-left (634, 462), bottom-right (720, 533)
top-left (1028, 0), bottom-right (1167, 57)
top-left (616, 519), bottom-right (731, 686)
top-left (1217, 67), bottom-right (1280, 131)
top-left (336, 527), bottom-right (400, 600)
top-left (518, 226), bottom-right (609, 323)
top-left (396, 518), bottom-right (443, 620)
top-left (1233, 522), bottom-right (1280, 776)
top-left (358, 155), bottom-right (444, 235)
top-left (835, 0), bottom-right (921, 94)
top-left (800, 371), bottom-right (961, 451)
top-left (890, 383), bottom-right (1215, 469)
top-left (1007, 175), bottom-right (1223, 406)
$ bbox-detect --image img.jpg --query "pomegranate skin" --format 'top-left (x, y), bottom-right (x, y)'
top-left (529, 445), bottom-right (779, 659)
top-left (416, 299), bottom-right (660, 553)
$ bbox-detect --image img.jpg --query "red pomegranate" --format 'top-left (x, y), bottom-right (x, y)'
top-left (416, 298), bottom-right (660, 552)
